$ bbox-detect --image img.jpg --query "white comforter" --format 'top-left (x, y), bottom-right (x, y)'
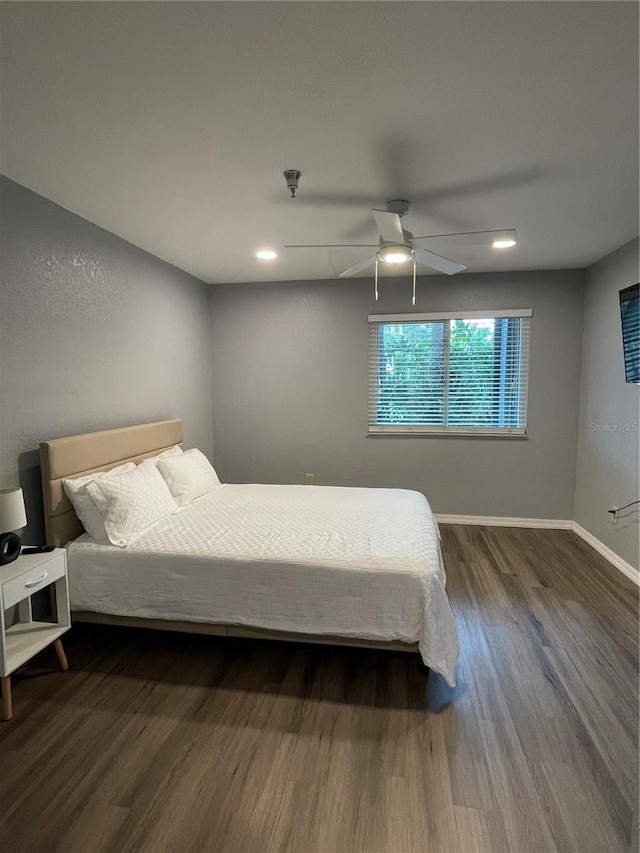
top-left (67, 484), bottom-right (459, 685)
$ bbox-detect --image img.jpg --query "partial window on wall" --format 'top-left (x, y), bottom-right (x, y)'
top-left (368, 310), bottom-right (532, 436)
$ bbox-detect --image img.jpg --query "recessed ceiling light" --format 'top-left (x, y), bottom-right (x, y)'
top-left (492, 239), bottom-right (517, 249)
top-left (256, 250), bottom-right (278, 260)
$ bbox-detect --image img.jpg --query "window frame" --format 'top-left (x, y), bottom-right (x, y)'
top-left (368, 309), bottom-right (532, 438)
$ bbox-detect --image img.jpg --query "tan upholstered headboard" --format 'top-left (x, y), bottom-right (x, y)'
top-left (40, 419), bottom-right (183, 547)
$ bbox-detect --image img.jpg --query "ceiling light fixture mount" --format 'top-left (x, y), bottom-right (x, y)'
top-left (283, 169), bottom-right (301, 198)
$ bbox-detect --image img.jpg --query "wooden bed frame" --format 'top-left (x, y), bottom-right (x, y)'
top-left (40, 420), bottom-right (419, 656)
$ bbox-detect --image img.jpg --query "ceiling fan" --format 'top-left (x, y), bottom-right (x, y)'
top-left (283, 197), bottom-right (517, 301)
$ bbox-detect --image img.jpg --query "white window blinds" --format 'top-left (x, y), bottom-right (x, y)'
top-left (368, 310), bottom-right (532, 436)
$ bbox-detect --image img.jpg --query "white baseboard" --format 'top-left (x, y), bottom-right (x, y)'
top-left (435, 514), bottom-right (572, 530)
top-left (572, 522), bottom-right (640, 586)
top-left (434, 514), bottom-right (639, 586)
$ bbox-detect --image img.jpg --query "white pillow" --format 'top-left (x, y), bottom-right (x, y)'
top-left (157, 448), bottom-right (221, 506)
top-left (138, 445), bottom-right (183, 469)
top-left (63, 462), bottom-right (136, 542)
top-left (86, 464), bottom-right (178, 547)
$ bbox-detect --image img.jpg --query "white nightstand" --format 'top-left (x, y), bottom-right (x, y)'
top-left (0, 548), bottom-right (70, 720)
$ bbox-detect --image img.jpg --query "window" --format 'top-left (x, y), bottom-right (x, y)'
top-left (619, 283), bottom-right (640, 384)
top-left (368, 310), bottom-right (531, 436)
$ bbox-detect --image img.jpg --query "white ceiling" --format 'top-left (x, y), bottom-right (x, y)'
top-left (1, 2), bottom-right (638, 284)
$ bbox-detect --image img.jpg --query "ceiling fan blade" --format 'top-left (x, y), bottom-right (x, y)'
top-left (412, 229), bottom-right (518, 247)
top-left (339, 256), bottom-right (377, 278)
top-left (414, 248), bottom-right (466, 276)
top-left (372, 209), bottom-right (405, 243)
top-left (283, 244), bottom-right (377, 249)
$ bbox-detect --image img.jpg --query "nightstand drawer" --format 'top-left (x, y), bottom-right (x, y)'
top-left (3, 555), bottom-right (65, 609)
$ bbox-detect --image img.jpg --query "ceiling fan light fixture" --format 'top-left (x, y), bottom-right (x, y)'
top-left (492, 238), bottom-right (517, 249)
top-left (378, 245), bottom-right (413, 264)
top-left (256, 249), bottom-right (278, 260)
top-left (373, 251), bottom-right (418, 306)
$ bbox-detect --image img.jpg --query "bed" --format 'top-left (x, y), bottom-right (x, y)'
top-left (40, 420), bottom-right (459, 685)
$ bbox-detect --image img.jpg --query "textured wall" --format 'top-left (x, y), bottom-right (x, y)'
top-left (573, 238), bottom-right (640, 569)
top-left (211, 269), bottom-right (584, 519)
top-left (0, 177), bottom-right (213, 543)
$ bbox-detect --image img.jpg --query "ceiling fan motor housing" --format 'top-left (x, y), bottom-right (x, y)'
top-left (386, 199), bottom-right (410, 217)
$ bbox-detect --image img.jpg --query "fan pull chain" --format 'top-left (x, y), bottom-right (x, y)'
top-left (412, 254), bottom-right (417, 306)
top-left (374, 255), bottom-right (379, 300)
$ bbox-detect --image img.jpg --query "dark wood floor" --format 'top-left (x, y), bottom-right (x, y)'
top-left (0, 526), bottom-right (637, 853)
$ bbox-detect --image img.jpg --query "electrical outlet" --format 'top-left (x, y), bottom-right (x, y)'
top-left (611, 505), bottom-right (619, 525)
top-left (304, 473), bottom-right (315, 486)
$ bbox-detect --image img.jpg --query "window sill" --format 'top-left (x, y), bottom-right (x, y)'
top-left (367, 427), bottom-right (528, 439)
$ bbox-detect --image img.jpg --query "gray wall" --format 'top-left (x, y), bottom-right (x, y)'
top-left (0, 177), bottom-right (213, 544)
top-left (211, 269), bottom-right (584, 519)
top-left (573, 238), bottom-right (639, 569)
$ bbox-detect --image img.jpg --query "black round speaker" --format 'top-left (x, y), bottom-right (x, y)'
top-left (0, 532), bottom-right (21, 565)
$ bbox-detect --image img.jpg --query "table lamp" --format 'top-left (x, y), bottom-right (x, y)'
top-left (0, 488), bottom-right (27, 565)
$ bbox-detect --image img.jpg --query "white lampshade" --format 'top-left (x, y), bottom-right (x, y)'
top-left (0, 488), bottom-right (27, 531)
